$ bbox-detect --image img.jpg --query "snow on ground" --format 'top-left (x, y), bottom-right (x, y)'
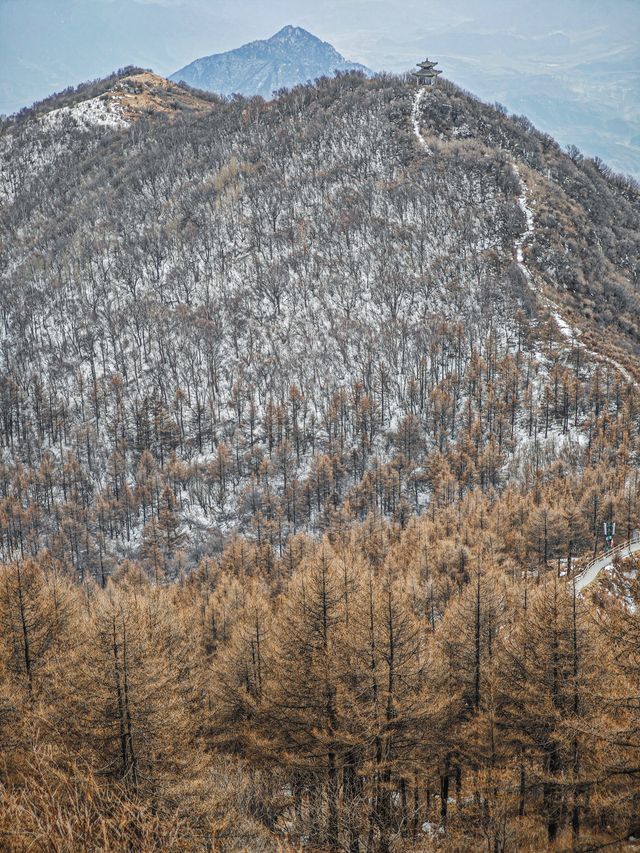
top-left (513, 162), bottom-right (535, 268)
top-left (411, 88), bottom-right (432, 154)
top-left (42, 96), bottom-right (129, 132)
top-left (0, 95), bottom-right (129, 203)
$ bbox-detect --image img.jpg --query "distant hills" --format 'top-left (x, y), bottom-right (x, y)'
top-left (170, 25), bottom-right (372, 99)
top-left (2, 2), bottom-right (638, 177)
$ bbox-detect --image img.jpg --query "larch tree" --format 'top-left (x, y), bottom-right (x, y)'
top-left (497, 577), bottom-right (603, 845)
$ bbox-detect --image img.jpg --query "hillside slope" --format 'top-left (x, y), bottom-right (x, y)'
top-left (0, 72), bottom-right (639, 579)
top-left (0, 68), bottom-right (216, 203)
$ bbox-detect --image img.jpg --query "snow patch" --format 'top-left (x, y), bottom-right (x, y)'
top-left (411, 88), bottom-right (432, 155)
top-left (41, 96), bottom-right (129, 132)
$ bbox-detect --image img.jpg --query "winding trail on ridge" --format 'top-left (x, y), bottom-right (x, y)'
top-left (411, 88), bottom-right (432, 155)
top-left (411, 87), bottom-right (638, 593)
top-left (511, 162), bottom-right (639, 591)
top-left (511, 167), bottom-right (639, 592)
top-left (512, 162), bottom-right (637, 386)
top-left (411, 86), bottom-right (635, 386)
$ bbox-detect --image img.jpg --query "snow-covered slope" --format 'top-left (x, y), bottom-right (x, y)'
top-left (0, 71), bottom-right (638, 576)
top-left (0, 71), bottom-right (214, 202)
top-left (41, 96), bottom-right (128, 131)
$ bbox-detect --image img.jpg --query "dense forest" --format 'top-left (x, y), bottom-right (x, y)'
top-left (1, 69), bottom-right (640, 849)
top-left (2, 514), bottom-right (640, 850)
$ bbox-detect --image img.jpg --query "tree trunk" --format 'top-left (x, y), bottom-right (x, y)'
top-left (440, 755), bottom-right (450, 826)
top-left (519, 759), bottom-right (526, 817)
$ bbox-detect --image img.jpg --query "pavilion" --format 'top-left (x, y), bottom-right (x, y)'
top-left (414, 59), bottom-right (442, 86)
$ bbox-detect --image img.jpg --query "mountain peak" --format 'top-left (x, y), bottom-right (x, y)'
top-left (270, 25), bottom-right (320, 44)
top-left (272, 25), bottom-right (308, 37)
top-left (170, 27), bottom-right (371, 99)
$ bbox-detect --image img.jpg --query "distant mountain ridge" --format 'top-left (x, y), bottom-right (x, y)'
top-left (170, 25), bottom-right (372, 98)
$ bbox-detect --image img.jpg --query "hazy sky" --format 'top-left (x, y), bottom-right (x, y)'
top-left (1, 0), bottom-right (639, 175)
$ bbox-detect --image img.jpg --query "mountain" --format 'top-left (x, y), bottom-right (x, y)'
top-left (2, 2), bottom-right (637, 177)
top-left (1, 69), bottom-right (638, 563)
top-left (2, 68), bottom-right (640, 851)
top-left (169, 25), bottom-right (371, 98)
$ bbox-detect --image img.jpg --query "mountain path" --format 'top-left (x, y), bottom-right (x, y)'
top-left (574, 537), bottom-right (640, 593)
top-left (411, 88), bottom-right (432, 154)
top-left (512, 162), bottom-right (637, 386)
top-left (410, 90), bottom-right (633, 385)
top-left (410, 87), bottom-right (639, 598)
